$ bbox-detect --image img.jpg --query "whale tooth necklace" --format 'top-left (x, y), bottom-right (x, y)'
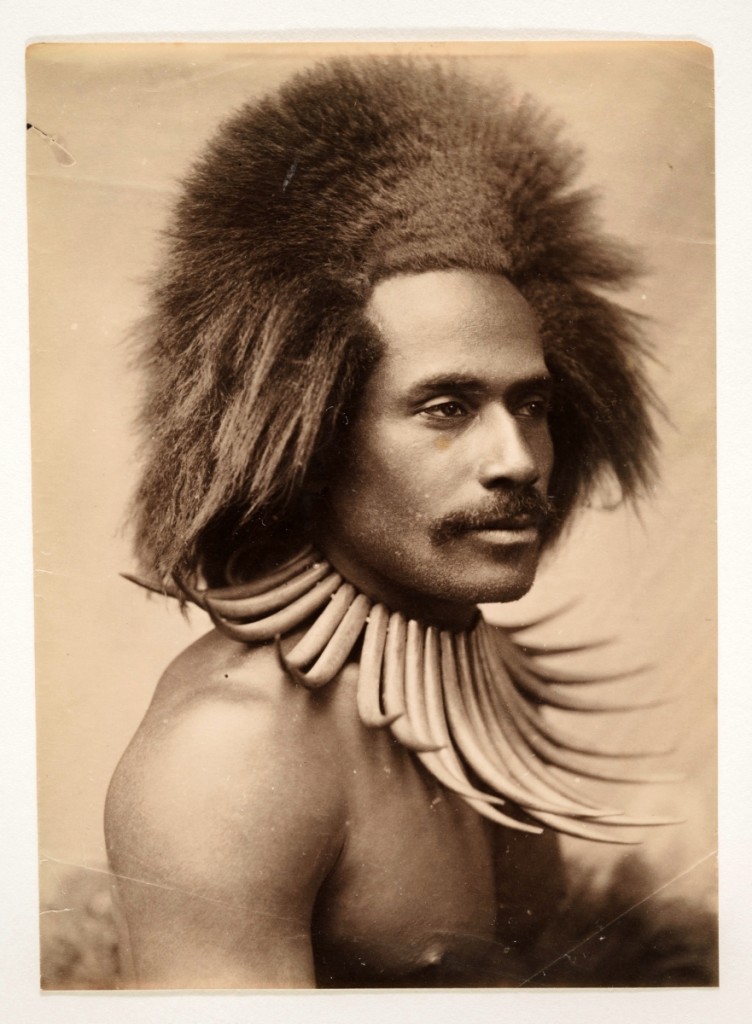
top-left (125, 545), bottom-right (678, 843)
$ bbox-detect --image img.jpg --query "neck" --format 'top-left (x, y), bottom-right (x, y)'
top-left (315, 538), bottom-right (479, 631)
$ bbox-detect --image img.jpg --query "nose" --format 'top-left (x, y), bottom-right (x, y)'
top-left (476, 407), bottom-right (541, 490)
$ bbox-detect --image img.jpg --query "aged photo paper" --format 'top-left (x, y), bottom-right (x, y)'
top-left (28, 40), bottom-right (716, 991)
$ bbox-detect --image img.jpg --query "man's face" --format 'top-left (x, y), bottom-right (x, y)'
top-left (318, 269), bottom-right (554, 627)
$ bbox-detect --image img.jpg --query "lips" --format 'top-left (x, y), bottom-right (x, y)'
top-left (467, 518), bottom-right (542, 547)
top-left (467, 513), bottom-right (540, 532)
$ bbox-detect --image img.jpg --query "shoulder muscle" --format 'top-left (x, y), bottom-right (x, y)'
top-left (105, 641), bottom-right (347, 986)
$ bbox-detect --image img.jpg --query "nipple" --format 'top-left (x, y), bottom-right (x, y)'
top-left (420, 942), bottom-right (447, 968)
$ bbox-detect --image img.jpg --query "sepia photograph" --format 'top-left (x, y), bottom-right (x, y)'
top-left (27, 40), bottom-right (716, 992)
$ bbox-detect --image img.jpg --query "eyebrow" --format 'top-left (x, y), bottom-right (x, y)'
top-left (405, 372), bottom-right (553, 403)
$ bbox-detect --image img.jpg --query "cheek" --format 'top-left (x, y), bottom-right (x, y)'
top-left (538, 430), bottom-right (555, 484)
top-left (348, 429), bottom-right (434, 522)
top-left (521, 420), bottom-right (554, 488)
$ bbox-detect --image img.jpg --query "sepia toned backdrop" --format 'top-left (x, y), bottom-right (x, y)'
top-left (28, 40), bottom-right (715, 984)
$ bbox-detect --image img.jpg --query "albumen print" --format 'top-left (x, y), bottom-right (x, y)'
top-left (28, 41), bottom-right (716, 990)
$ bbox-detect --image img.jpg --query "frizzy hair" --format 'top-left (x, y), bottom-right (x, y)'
top-left (129, 56), bottom-right (658, 588)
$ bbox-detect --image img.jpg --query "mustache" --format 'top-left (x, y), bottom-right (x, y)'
top-left (430, 488), bottom-right (556, 544)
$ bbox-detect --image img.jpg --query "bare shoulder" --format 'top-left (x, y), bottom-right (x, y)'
top-left (107, 626), bottom-right (348, 868)
top-left (104, 626), bottom-right (348, 987)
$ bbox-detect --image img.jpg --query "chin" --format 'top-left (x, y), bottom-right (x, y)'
top-left (471, 572), bottom-right (537, 605)
top-left (424, 559), bottom-right (539, 608)
top-left (447, 544), bottom-right (541, 605)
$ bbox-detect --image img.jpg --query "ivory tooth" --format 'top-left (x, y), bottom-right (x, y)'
top-left (583, 812), bottom-right (684, 827)
top-left (417, 713), bottom-right (546, 830)
top-left (465, 630), bottom-right (614, 815)
top-left (422, 626), bottom-right (509, 799)
top-left (205, 572), bottom-right (341, 642)
top-left (510, 690), bottom-right (672, 759)
top-left (357, 604), bottom-right (402, 728)
top-left (204, 546), bottom-right (316, 600)
top-left (463, 795), bottom-right (543, 834)
top-left (544, 764), bottom-right (620, 805)
top-left (513, 657), bottom-right (654, 686)
top-left (510, 661), bottom-right (659, 712)
top-left (389, 709), bottom-right (443, 751)
top-left (120, 572), bottom-right (183, 599)
top-left (382, 613), bottom-right (440, 751)
top-left (171, 573), bottom-right (210, 611)
top-left (484, 622), bottom-right (660, 712)
top-left (541, 665), bottom-right (655, 684)
top-left (482, 629), bottom-right (681, 783)
top-left (274, 596), bottom-right (369, 691)
top-left (299, 593), bottom-right (372, 687)
top-left (500, 693), bottom-right (680, 783)
top-left (475, 628), bottom-right (620, 814)
top-left (501, 598), bottom-right (579, 632)
top-left (206, 560), bottom-right (329, 619)
top-left (467, 631), bottom-right (610, 818)
top-left (390, 719), bottom-right (443, 753)
top-left (404, 619), bottom-right (426, 726)
top-left (514, 640), bottom-right (613, 658)
top-left (382, 613), bottom-right (408, 719)
top-left (440, 632), bottom-right (591, 815)
top-left (274, 639), bottom-right (317, 689)
top-left (415, 751), bottom-right (505, 807)
top-left (525, 811), bottom-right (643, 845)
top-left (285, 583), bottom-right (356, 668)
top-left (402, 619), bottom-right (445, 750)
top-left (457, 632), bottom-right (544, 791)
top-left (485, 626), bottom-right (670, 760)
top-left (423, 627), bottom-right (452, 746)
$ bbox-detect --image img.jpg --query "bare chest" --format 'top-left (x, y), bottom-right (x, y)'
top-left (310, 723), bottom-right (505, 986)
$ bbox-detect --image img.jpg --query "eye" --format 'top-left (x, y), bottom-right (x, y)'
top-left (515, 396), bottom-right (551, 419)
top-left (420, 400), bottom-right (469, 420)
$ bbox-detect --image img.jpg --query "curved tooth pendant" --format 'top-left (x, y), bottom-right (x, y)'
top-left (416, 627), bottom-right (543, 833)
top-left (207, 560), bottom-right (331, 620)
top-left (357, 604), bottom-right (402, 728)
top-left (496, 627), bottom-right (664, 711)
top-left (177, 551), bottom-right (343, 643)
top-left (205, 546), bottom-right (318, 604)
top-left (417, 627), bottom-right (513, 809)
top-left (285, 583), bottom-right (358, 668)
top-left (159, 549), bottom-right (675, 840)
top-left (472, 627), bottom-right (618, 813)
top-left (385, 613), bottom-right (441, 752)
top-left (478, 623), bottom-right (670, 760)
top-left (464, 631), bottom-right (612, 819)
top-left (480, 623), bottom-right (680, 786)
top-left (441, 631), bottom-right (589, 819)
top-left (278, 592), bottom-right (372, 689)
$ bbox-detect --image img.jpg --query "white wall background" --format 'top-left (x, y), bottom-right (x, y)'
top-left (6, 4), bottom-right (748, 1020)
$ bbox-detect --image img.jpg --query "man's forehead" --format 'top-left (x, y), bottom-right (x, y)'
top-left (364, 269), bottom-right (547, 384)
top-left (367, 274), bottom-right (509, 332)
top-left (368, 266), bottom-right (525, 316)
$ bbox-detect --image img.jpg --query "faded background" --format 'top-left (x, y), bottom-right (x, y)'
top-left (28, 41), bottom-right (716, 981)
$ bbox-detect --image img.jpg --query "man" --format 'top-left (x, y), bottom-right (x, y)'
top-left (105, 56), bottom-right (663, 988)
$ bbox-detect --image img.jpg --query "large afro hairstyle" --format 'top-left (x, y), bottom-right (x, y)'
top-left (129, 55), bottom-right (658, 589)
